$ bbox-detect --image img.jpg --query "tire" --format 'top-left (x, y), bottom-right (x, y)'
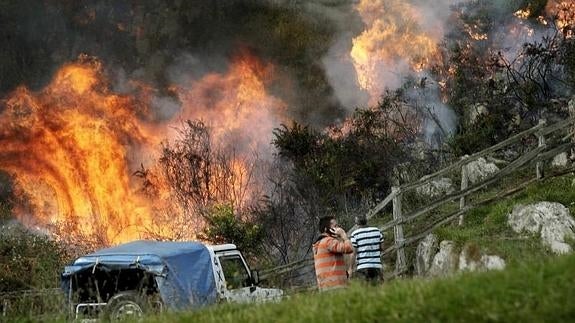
top-left (106, 291), bottom-right (147, 321)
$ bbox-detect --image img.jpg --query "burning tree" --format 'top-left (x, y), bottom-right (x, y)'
top-left (135, 120), bottom-right (263, 245)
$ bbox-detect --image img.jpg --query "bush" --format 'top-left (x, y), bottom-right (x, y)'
top-left (0, 225), bottom-right (70, 292)
top-left (201, 204), bottom-right (263, 255)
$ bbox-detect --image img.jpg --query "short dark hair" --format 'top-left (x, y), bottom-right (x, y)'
top-left (356, 215), bottom-right (367, 226)
top-left (318, 216), bottom-right (335, 234)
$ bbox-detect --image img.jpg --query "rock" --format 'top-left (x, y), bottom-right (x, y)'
top-left (415, 234), bottom-right (438, 276)
top-left (466, 157), bottom-right (499, 183)
top-left (551, 152), bottom-right (569, 167)
top-left (458, 244), bottom-right (506, 272)
top-left (480, 255), bottom-right (506, 270)
top-left (416, 178), bottom-right (455, 198)
top-left (508, 202), bottom-right (575, 254)
top-left (468, 103), bottom-right (488, 125)
top-left (458, 244), bottom-right (481, 272)
top-left (549, 241), bottom-right (572, 255)
top-left (428, 240), bottom-right (457, 277)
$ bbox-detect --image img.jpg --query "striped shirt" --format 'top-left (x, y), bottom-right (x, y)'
top-left (350, 227), bottom-right (383, 270)
top-left (313, 235), bottom-right (353, 291)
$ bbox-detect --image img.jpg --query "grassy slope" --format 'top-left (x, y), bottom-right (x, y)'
top-left (149, 253), bottom-right (575, 323)
top-left (436, 174), bottom-right (575, 265)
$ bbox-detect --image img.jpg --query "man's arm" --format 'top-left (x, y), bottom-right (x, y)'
top-left (326, 228), bottom-right (354, 254)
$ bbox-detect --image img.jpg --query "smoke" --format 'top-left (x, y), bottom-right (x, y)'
top-left (321, 34), bottom-right (369, 110)
top-left (316, 0), bottom-right (461, 142)
top-left (405, 77), bottom-right (458, 146)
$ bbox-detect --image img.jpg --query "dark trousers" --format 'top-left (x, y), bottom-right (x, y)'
top-left (356, 268), bottom-right (382, 283)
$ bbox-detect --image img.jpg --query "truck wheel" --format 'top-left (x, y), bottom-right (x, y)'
top-left (106, 291), bottom-right (146, 320)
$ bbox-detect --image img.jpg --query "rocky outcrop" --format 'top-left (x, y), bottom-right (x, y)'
top-left (415, 234), bottom-right (438, 275)
top-left (416, 178), bottom-right (455, 198)
top-left (468, 103), bottom-right (488, 125)
top-left (551, 152), bottom-right (569, 167)
top-left (466, 157), bottom-right (499, 183)
top-left (428, 240), bottom-right (458, 277)
top-left (458, 244), bottom-right (506, 272)
top-left (508, 202), bottom-right (575, 254)
top-left (424, 240), bottom-right (506, 277)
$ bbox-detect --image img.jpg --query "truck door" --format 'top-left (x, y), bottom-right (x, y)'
top-left (215, 251), bottom-right (283, 303)
top-left (217, 254), bottom-right (256, 303)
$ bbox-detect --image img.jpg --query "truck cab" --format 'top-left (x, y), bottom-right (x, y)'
top-left (62, 240), bottom-right (282, 320)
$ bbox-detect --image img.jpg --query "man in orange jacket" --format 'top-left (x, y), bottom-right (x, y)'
top-left (313, 215), bottom-right (354, 291)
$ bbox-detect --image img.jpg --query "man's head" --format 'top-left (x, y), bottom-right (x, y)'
top-left (355, 215), bottom-right (367, 226)
top-left (318, 215), bottom-right (337, 234)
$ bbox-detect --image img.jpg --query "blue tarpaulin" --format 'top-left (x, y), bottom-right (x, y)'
top-left (61, 240), bottom-right (217, 309)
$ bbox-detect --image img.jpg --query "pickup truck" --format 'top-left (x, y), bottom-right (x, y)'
top-left (61, 240), bottom-right (283, 320)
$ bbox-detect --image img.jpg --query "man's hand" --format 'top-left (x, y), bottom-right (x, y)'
top-left (334, 227), bottom-right (348, 240)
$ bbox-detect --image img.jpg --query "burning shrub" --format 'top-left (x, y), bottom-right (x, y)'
top-left (442, 0), bottom-right (575, 156)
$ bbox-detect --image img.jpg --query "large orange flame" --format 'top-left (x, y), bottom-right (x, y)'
top-left (176, 51), bottom-right (286, 157)
top-left (0, 56), bottom-right (158, 244)
top-left (0, 52), bottom-right (286, 246)
top-left (351, 0), bottom-right (442, 104)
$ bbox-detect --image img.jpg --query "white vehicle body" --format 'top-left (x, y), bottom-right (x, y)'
top-left (207, 244), bottom-right (284, 303)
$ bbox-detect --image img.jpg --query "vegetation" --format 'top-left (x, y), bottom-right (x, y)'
top-left (201, 203), bottom-right (263, 255)
top-left (0, 225), bottom-right (70, 291)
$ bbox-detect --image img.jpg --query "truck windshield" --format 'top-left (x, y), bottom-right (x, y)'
top-left (219, 255), bottom-right (250, 289)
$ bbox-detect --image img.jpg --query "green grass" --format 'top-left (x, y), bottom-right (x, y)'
top-left (146, 253), bottom-right (575, 323)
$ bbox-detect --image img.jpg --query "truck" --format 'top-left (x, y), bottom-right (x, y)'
top-left (61, 240), bottom-right (283, 320)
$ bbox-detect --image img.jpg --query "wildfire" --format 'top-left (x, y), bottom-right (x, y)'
top-left (171, 50), bottom-right (286, 210)
top-left (350, 0), bottom-right (442, 104)
top-left (546, 0), bottom-right (575, 38)
top-left (175, 51), bottom-right (286, 156)
top-left (0, 56), bottom-right (158, 244)
top-left (0, 52), bottom-right (285, 246)
top-left (464, 23), bottom-right (489, 41)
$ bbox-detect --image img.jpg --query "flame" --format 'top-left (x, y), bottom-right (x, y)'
top-left (172, 51), bottom-right (286, 209)
top-left (350, 0), bottom-right (442, 104)
top-left (546, 0), bottom-right (575, 38)
top-left (0, 52), bottom-right (285, 246)
top-left (0, 56), bottom-right (158, 244)
top-left (176, 52), bottom-right (286, 154)
top-left (464, 23), bottom-right (489, 41)
top-left (514, 8), bottom-right (532, 20)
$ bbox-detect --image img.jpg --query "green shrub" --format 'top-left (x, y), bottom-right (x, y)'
top-left (0, 225), bottom-right (70, 292)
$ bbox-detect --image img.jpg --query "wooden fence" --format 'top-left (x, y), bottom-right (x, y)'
top-left (262, 117), bottom-right (575, 283)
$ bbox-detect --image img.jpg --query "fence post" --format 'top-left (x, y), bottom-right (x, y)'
top-left (536, 119), bottom-right (547, 180)
top-left (569, 97), bottom-right (575, 160)
top-left (392, 186), bottom-right (406, 274)
top-left (459, 155), bottom-right (469, 226)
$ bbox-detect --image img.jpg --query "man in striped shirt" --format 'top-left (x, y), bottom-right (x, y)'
top-left (313, 216), bottom-right (354, 291)
top-left (350, 215), bottom-right (384, 282)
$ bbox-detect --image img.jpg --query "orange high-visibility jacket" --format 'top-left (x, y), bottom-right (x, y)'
top-left (313, 235), bottom-right (353, 291)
